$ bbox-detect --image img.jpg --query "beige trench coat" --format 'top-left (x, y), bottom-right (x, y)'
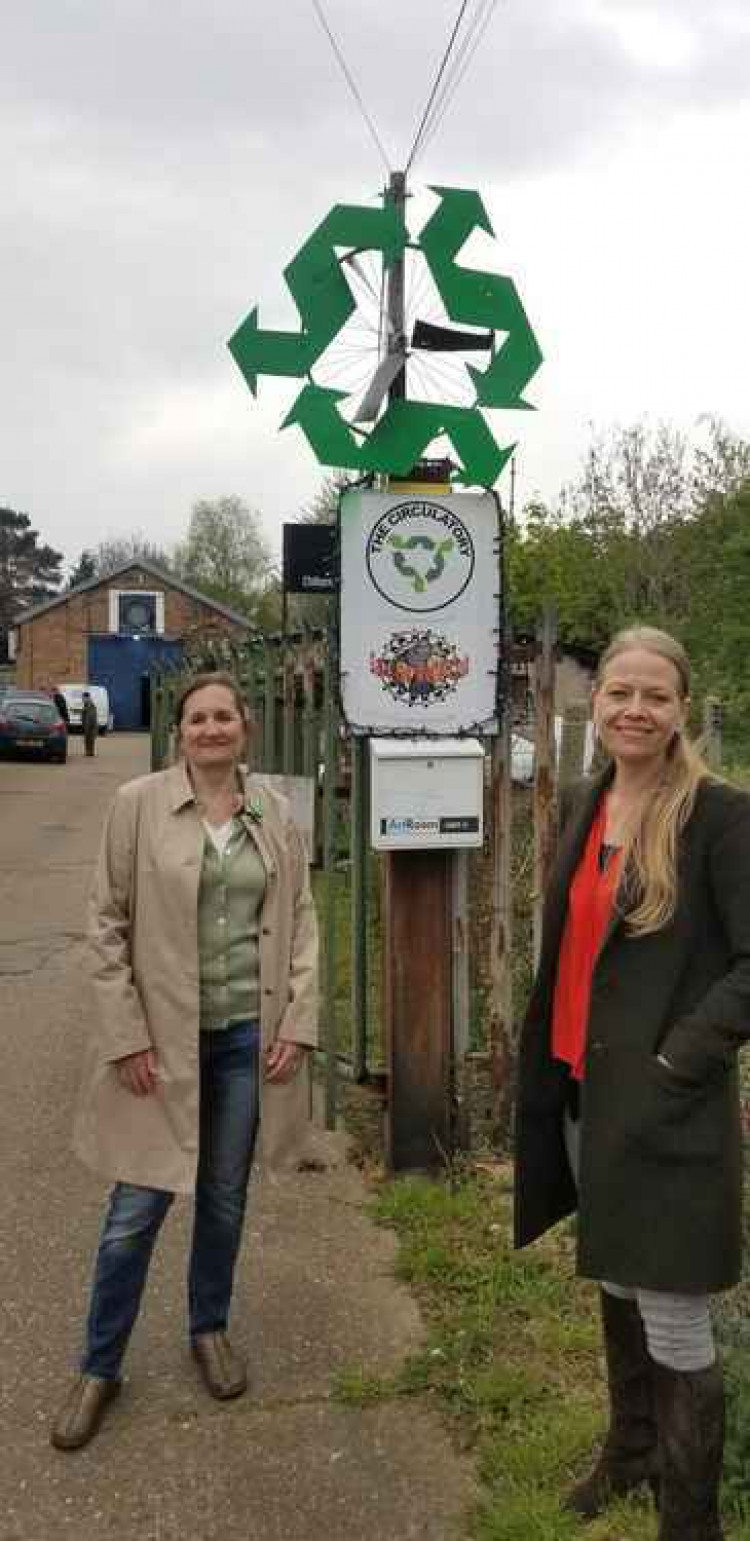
top-left (73, 763), bottom-right (319, 1192)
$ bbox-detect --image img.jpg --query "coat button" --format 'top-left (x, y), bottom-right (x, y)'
top-left (589, 1040), bottom-right (605, 1054)
top-left (262, 927), bottom-right (272, 936)
top-left (264, 987), bottom-right (274, 996)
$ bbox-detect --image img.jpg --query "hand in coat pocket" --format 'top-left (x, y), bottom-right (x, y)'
top-left (115, 1048), bottom-right (160, 1096)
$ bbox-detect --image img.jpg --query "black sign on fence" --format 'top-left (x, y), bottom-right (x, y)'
top-left (282, 524), bottom-right (337, 594)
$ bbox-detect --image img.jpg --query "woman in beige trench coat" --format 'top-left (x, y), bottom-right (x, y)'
top-left (51, 672), bottom-right (318, 1451)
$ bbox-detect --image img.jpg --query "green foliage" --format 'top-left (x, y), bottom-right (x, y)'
top-left (173, 495), bottom-right (272, 622)
top-left (722, 1354), bottom-right (750, 1527)
top-left (361, 1169), bottom-right (750, 1540)
top-left (509, 418), bottom-right (750, 756)
top-left (66, 549), bottom-right (97, 588)
top-left (0, 507), bottom-right (63, 645)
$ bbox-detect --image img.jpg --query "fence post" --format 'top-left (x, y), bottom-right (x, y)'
top-left (301, 646), bottom-right (318, 780)
top-left (282, 643), bottom-right (296, 774)
top-left (263, 641), bottom-right (276, 773)
top-left (150, 676), bottom-right (164, 771)
top-left (558, 698), bottom-right (589, 788)
top-left (487, 665), bottom-right (514, 1142)
top-left (532, 608), bottom-right (557, 970)
top-left (703, 696), bottom-right (723, 772)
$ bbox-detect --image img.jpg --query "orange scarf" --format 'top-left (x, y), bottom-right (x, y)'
top-left (551, 799), bottom-right (622, 1081)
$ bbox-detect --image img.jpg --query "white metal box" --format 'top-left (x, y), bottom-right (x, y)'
top-left (370, 738), bottom-right (484, 850)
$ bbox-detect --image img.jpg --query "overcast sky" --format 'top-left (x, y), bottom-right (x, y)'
top-left (2, 0), bottom-right (749, 573)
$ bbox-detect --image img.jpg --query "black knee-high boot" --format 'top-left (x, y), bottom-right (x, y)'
top-left (651, 1357), bottom-right (725, 1541)
top-left (565, 1290), bottom-right (659, 1519)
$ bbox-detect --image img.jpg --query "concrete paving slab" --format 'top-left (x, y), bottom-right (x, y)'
top-left (0, 738), bottom-right (476, 1541)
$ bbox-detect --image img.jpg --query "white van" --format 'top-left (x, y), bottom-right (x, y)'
top-left (58, 683), bottom-right (113, 734)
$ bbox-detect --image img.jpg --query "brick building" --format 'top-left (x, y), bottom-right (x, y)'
top-left (11, 560), bottom-right (250, 729)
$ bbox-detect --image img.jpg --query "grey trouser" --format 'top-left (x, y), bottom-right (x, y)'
top-left (563, 1108), bottom-right (715, 1371)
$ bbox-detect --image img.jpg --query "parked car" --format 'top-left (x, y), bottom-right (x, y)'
top-left (0, 691), bottom-right (68, 763)
top-left (57, 683), bottom-right (113, 734)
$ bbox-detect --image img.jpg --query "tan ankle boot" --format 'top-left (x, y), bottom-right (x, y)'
top-left (191, 1331), bottom-right (247, 1400)
top-left (51, 1374), bottom-right (121, 1451)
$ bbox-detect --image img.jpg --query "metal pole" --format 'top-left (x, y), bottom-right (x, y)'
top-left (350, 734), bottom-right (368, 1082)
top-left (385, 170), bottom-right (407, 401)
top-left (322, 609), bottom-right (339, 1129)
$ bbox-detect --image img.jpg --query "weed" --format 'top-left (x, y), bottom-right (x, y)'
top-left (357, 1167), bottom-right (750, 1539)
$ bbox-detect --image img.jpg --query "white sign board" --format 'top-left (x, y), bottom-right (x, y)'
top-left (370, 738), bottom-right (484, 850)
top-left (340, 489), bottom-right (499, 734)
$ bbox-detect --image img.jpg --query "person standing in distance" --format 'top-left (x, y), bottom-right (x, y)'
top-left (51, 671), bottom-right (318, 1450)
top-left (81, 690), bottom-right (98, 757)
top-left (514, 627), bottom-right (750, 1540)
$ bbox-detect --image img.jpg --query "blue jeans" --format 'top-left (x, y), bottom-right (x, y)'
top-left (82, 1021), bottom-right (260, 1380)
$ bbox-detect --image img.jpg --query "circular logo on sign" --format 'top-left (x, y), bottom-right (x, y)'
top-left (369, 629), bottom-right (470, 708)
top-left (366, 500), bottom-right (474, 613)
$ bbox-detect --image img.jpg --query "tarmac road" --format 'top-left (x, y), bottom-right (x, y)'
top-left (0, 734), bottom-right (473, 1541)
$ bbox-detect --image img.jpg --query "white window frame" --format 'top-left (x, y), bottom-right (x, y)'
top-left (108, 589), bottom-right (165, 635)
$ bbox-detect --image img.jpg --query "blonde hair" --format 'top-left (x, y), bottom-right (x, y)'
top-left (595, 627), bottom-right (710, 936)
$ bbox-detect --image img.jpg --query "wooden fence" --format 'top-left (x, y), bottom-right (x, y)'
top-left (149, 616), bottom-right (595, 1153)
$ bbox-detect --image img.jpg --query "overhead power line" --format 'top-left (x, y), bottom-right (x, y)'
top-left (310, 0), bottom-right (392, 174)
top-left (405, 0), bottom-right (472, 174)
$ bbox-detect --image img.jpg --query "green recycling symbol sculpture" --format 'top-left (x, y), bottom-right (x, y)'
top-left (228, 186), bottom-right (542, 487)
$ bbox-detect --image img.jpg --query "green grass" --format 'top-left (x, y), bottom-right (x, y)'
top-left (330, 1168), bottom-right (750, 1541)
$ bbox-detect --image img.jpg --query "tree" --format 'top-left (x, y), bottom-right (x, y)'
top-left (67, 550), bottom-right (97, 588)
top-left (559, 420), bottom-right (694, 626)
top-left (90, 534), bottom-right (173, 577)
top-left (691, 416), bottom-right (750, 507)
top-left (0, 508), bottom-right (63, 655)
top-left (678, 480), bottom-right (750, 754)
top-left (173, 497), bottom-right (272, 623)
top-left (302, 472), bottom-right (353, 524)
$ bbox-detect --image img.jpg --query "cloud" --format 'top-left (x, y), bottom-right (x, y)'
top-left (1, 1), bottom-right (749, 561)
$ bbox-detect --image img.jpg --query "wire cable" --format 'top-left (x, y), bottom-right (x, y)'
top-left (405, 0), bottom-right (472, 173)
top-left (416, 0), bottom-right (500, 164)
top-left (310, 0), bottom-right (392, 174)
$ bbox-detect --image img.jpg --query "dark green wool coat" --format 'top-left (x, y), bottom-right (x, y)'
top-left (514, 771), bottom-right (750, 1293)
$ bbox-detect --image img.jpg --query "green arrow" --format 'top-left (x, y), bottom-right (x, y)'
top-left (420, 186), bottom-right (542, 410)
top-left (361, 399), bottom-right (515, 487)
top-left (228, 307), bottom-right (316, 397)
top-left (281, 385), bottom-right (364, 471)
top-left (280, 386), bottom-right (512, 486)
top-left (228, 201), bottom-right (408, 396)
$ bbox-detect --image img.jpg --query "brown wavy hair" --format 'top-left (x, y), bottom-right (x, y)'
top-left (595, 627), bottom-right (711, 935)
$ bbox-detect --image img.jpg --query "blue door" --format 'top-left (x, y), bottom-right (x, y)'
top-left (88, 636), bottom-right (184, 730)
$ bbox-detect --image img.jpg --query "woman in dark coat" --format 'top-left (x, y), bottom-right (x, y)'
top-left (514, 626), bottom-right (750, 1541)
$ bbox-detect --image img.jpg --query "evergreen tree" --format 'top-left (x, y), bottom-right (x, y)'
top-left (0, 508), bottom-right (63, 655)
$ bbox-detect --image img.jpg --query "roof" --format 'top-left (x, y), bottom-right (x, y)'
top-left (12, 559), bottom-right (253, 630)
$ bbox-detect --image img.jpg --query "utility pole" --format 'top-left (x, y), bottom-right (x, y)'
top-left (382, 169), bottom-right (454, 1172)
top-left (385, 170), bottom-right (407, 401)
